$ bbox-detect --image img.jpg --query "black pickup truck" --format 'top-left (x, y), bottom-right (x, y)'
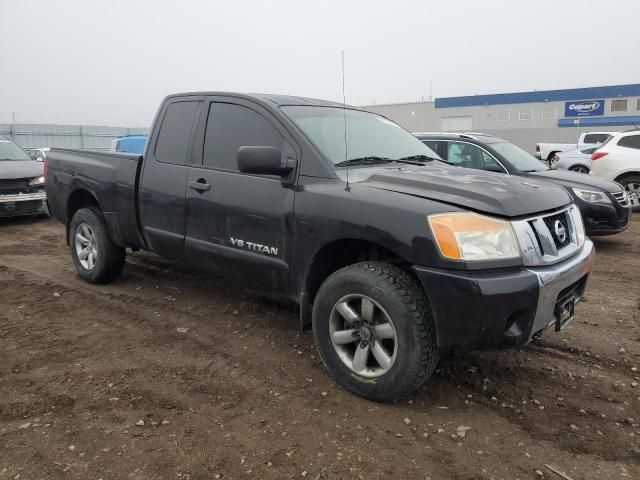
top-left (46, 92), bottom-right (595, 401)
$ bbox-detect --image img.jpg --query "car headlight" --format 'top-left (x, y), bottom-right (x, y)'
top-left (29, 176), bottom-right (45, 186)
top-left (571, 188), bottom-right (610, 204)
top-left (428, 212), bottom-right (520, 261)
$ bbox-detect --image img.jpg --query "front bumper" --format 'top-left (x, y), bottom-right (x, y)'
top-left (0, 191), bottom-right (48, 218)
top-left (576, 198), bottom-right (630, 236)
top-left (413, 239), bottom-right (595, 350)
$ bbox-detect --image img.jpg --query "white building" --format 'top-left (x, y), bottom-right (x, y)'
top-left (362, 83), bottom-right (640, 153)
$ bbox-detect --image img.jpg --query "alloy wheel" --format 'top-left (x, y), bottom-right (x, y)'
top-left (329, 294), bottom-right (398, 377)
top-left (625, 182), bottom-right (640, 208)
top-left (75, 223), bottom-right (98, 270)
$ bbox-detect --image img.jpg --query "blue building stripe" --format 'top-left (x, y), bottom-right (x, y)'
top-left (558, 115), bottom-right (640, 128)
top-left (435, 84), bottom-right (640, 108)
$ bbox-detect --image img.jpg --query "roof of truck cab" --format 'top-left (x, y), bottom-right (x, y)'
top-left (165, 92), bottom-right (353, 109)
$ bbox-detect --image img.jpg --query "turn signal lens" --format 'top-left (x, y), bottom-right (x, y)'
top-left (428, 213), bottom-right (520, 261)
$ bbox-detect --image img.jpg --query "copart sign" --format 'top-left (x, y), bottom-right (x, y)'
top-left (564, 100), bottom-right (604, 117)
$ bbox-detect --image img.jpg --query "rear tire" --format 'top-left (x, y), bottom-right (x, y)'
top-left (569, 165), bottom-right (590, 174)
top-left (619, 175), bottom-right (640, 211)
top-left (69, 207), bottom-right (125, 284)
top-left (312, 262), bottom-right (439, 402)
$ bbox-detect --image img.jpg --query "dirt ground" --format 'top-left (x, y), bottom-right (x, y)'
top-left (0, 215), bottom-right (638, 480)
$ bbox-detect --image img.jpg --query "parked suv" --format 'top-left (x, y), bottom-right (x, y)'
top-left (589, 130), bottom-right (640, 210)
top-left (45, 93), bottom-right (595, 401)
top-left (415, 133), bottom-right (631, 236)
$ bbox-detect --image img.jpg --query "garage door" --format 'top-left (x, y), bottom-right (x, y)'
top-left (441, 116), bottom-right (472, 130)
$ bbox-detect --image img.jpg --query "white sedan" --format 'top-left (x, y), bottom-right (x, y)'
top-left (551, 146), bottom-right (597, 173)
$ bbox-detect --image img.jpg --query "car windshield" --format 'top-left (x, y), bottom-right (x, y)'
top-left (281, 106), bottom-right (440, 166)
top-left (491, 141), bottom-right (548, 172)
top-left (0, 139), bottom-right (32, 161)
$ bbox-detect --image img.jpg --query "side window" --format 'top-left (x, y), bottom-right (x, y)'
top-left (154, 101), bottom-right (199, 165)
top-left (480, 150), bottom-right (503, 172)
top-left (203, 103), bottom-right (285, 171)
top-left (618, 134), bottom-right (640, 150)
top-left (421, 140), bottom-right (442, 157)
top-left (583, 133), bottom-right (610, 144)
top-left (447, 142), bottom-right (489, 170)
top-left (447, 142), bottom-right (465, 165)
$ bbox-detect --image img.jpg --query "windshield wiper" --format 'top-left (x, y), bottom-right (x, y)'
top-left (334, 156), bottom-right (393, 167)
top-left (398, 154), bottom-right (455, 166)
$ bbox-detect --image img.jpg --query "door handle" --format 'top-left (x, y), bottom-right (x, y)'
top-left (188, 179), bottom-right (211, 193)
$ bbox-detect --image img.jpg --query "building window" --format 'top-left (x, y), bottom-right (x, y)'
top-left (542, 110), bottom-right (556, 120)
top-left (611, 99), bottom-right (628, 112)
top-left (519, 111), bottom-right (533, 121)
top-left (495, 111), bottom-right (510, 122)
top-left (441, 116), bottom-right (472, 130)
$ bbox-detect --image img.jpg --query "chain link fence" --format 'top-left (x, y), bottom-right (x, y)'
top-left (0, 123), bottom-right (149, 151)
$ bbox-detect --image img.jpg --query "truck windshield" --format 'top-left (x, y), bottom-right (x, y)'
top-left (281, 106), bottom-right (440, 166)
top-left (491, 142), bottom-right (548, 172)
top-left (0, 139), bottom-right (32, 161)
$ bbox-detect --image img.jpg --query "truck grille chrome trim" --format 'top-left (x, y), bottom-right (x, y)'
top-left (512, 205), bottom-right (584, 266)
top-left (612, 191), bottom-right (630, 208)
top-left (0, 191), bottom-right (47, 203)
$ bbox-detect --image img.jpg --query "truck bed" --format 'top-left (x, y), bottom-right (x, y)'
top-left (46, 148), bottom-right (146, 249)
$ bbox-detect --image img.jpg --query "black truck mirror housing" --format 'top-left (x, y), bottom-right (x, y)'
top-left (237, 146), bottom-right (295, 176)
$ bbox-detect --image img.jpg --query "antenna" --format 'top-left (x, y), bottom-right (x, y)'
top-left (342, 50), bottom-right (350, 191)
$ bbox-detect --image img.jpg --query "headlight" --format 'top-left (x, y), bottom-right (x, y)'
top-left (29, 176), bottom-right (45, 186)
top-left (571, 188), bottom-right (610, 204)
top-left (428, 212), bottom-right (520, 261)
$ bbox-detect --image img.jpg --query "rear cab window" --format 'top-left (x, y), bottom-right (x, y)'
top-left (154, 101), bottom-right (200, 165)
top-left (583, 133), bottom-right (611, 144)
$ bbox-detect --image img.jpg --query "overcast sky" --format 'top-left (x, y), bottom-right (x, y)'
top-left (1, 0), bottom-right (639, 126)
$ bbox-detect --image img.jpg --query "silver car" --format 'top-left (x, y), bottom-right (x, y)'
top-left (550, 146), bottom-right (597, 174)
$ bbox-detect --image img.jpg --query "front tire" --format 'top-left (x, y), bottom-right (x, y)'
top-left (619, 175), bottom-right (640, 212)
top-left (312, 262), bottom-right (439, 402)
top-left (69, 207), bottom-right (125, 284)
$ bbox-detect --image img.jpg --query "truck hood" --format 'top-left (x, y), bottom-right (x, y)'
top-left (0, 160), bottom-right (43, 180)
top-left (359, 165), bottom-right (572, 218)
top-left (526, 169), bottom-right (621, 193)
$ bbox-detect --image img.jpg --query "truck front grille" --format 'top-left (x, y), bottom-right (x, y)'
top-left (542, 211), bottom-right (571, 250)
top-left (512, 205), bottom-right (584, 266)
top-left (0, 178), bottom-right (32, 195)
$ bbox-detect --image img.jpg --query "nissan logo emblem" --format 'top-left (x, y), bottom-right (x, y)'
top-left (554, 220), bottom-right (567, 243)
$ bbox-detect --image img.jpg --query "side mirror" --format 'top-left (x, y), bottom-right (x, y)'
top-left (237, 146), bottom-right (295, 176)
top-left (484, 164), bottom-right (503, 173)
